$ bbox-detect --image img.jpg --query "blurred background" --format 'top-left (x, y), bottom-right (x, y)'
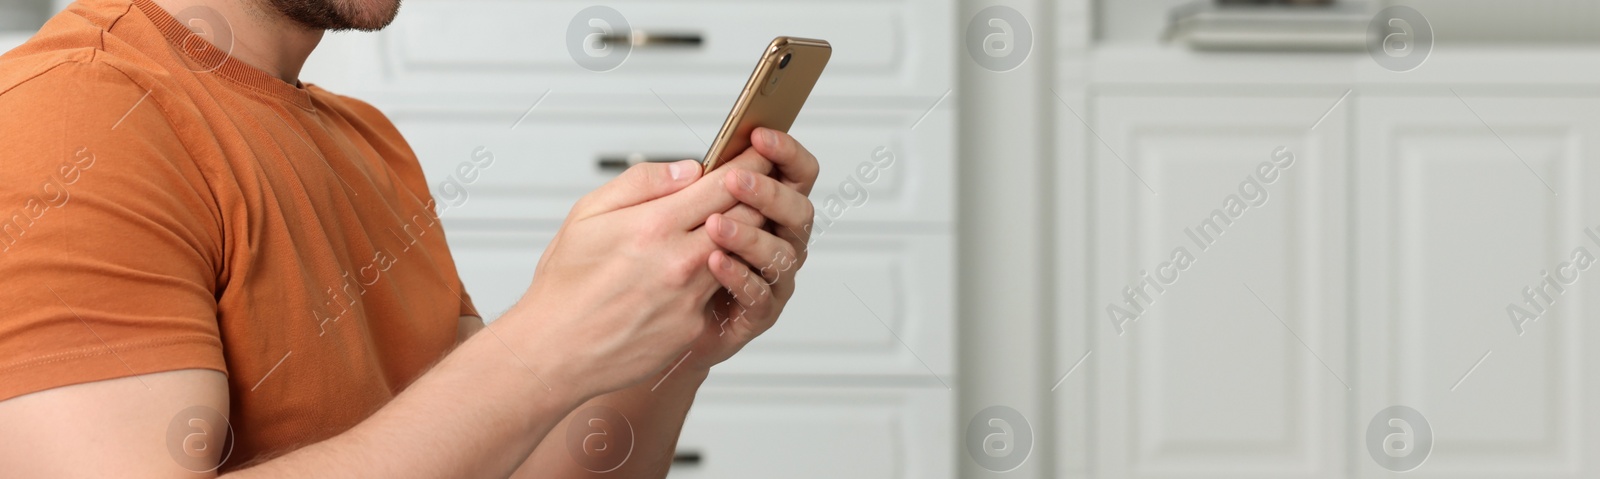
top-left (6, 0), bottom-right (1600, 478)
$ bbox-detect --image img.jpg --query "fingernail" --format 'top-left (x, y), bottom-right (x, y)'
top-left (761, 129), bottom-right (779, 149)
top-left (718, 216), bottom-right (737, 238)
top-left (736, 169), bottom-right (756, 192)
top-left (720, 253), bottom-right (736, 270)
top-left (669, 160), bottom-right (694, 180)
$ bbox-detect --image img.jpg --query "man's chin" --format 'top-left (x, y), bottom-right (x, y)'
top-left (334, 0), bottom-right (402, 32)
top-left (267, 0), bottom-right (402, 32)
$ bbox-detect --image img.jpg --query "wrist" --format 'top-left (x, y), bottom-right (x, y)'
top-left (442, 323), bottom-right (588, 443)
top-left (681, 352), bottom-right (727, 375)
top-left (480, 306), bottom-right (596, 409)
top-left (674, 363), bottom-right (712, 383)
top-left (641, 360), bottom-right (709, 396)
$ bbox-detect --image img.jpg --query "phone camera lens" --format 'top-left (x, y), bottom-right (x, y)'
top-left (779, 53), bottom-right (792, 69)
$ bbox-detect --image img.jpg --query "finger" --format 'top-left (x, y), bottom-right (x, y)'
top-left (709, 249), bottom-right (774, 317)
top-left (707, 213), bottom-right (799, 284)
top-left (710, 153), bottom-right (769, 228)
top-left (750, 128), bottom-right (820, 195)
top-left (707, 143), bottom-right (777, 177)
top-left (724, 168), bottom-right (814, 246)
top-left (570, 160), bottom-right (702, 219)
top-left (653, 152), bottom-right (774, 230)
top-left (672, 232), bottom-right (731, 303)
top-left (722, 204), bottom-right (764, 228)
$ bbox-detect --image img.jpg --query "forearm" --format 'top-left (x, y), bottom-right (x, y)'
top-left (512, 363), bottom-right (710, 479)
top-left (226, 325), bottom-right (583, 479)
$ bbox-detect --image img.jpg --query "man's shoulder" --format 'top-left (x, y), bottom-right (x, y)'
top-left (0, 46), bottom-right (193, 199)
top-left (0, 53), bottom-right (177, 145)
top-left (0, 0), bottom-right (145, 97)
top-left (0, 46), bottom-right (101, 98)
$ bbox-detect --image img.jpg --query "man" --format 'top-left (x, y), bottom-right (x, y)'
top-left (0, 0), bottom-right (819, 476)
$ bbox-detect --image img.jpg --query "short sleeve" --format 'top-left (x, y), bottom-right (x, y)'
top-left (0, 60), bottom-right (226, 401)
top-left (457, 287), bottom-right (480, 319)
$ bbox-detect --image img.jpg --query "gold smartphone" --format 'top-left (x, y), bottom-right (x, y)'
top-left (701, 37), bottom-right (832, 173)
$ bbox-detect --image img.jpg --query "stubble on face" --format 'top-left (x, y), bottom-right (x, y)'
top-left (259, 0), bottom-right (401, 32)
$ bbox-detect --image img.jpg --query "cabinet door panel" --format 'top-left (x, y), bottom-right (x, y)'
top-left (1091, 94), bottom-right (1350, 479)
top-left (1356, 95), bottom-right (1600, 478)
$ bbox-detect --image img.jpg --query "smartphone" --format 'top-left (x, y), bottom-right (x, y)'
top-left (701, 37), bottom-right (832, 173)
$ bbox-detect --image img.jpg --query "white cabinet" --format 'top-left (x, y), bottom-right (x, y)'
top-left (1087, 94), bottom-right (1350, 479)
top-left (1070, 75), bottom-right (1600, 478)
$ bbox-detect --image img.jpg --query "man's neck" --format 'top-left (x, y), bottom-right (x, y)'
top-left (149, 0), bottom-right (323, 84)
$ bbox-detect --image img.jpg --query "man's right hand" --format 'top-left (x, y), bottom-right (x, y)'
top-left (497, 157), bottom-right (766, 401)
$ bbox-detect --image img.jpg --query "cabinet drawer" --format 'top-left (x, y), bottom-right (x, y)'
top-left (449, 229), bottom-right (953, 378)
top-left (400, 105), bottom-right (953, 226)
top-left (667, 387), bottom-right (953, 479)
top-left (718, 233), bottom-right (953, 378)
top-left (336, 0), bottom-right (953, 99)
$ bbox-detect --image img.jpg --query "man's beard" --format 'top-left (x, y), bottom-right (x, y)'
top-left (264, 0), bottom-right (402, 32)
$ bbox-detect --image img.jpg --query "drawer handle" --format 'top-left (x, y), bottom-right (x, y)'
top-left (596, 153), bottom-right (699, 173)
top-left (672, 450), bottom-right (703, 466)
top-left (599, 30), bottom-right (705, 48)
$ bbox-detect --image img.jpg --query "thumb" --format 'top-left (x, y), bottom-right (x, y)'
top-left (570, 160), bottom-right (702, 219)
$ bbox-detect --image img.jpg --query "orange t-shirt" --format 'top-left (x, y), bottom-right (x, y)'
top-left (0, 0), bottom-right (477, 469)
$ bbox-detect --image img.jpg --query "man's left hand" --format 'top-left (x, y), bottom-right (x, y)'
top-left (687, 128), bottom-right (821, 371)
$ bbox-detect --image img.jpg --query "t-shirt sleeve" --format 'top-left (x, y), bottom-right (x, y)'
top-left (0, 60), bottom-right (226, 401)
top-left (457, 285), bottom-right (480, 319)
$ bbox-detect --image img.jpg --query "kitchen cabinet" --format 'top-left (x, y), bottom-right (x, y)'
top-left (1063, 46), bottom-right (1600, 478)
